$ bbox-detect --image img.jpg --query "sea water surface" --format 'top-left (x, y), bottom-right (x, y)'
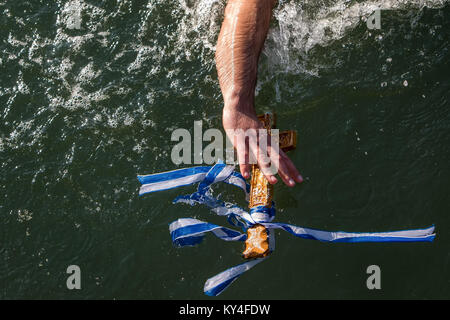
top-left (1, 0), bottom-right (449, 299)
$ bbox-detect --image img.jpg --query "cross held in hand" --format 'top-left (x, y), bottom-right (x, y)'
top-left (243, 113), bottom-right (297, 259)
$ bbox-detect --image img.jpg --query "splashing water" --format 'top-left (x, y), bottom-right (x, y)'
top-left (1, 0), bottom-right (448, 152)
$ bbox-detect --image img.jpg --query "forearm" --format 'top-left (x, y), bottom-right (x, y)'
top-left (216, 0), bottom-right (302, 186)
top-left (216, 0), bottom-right (276, 111)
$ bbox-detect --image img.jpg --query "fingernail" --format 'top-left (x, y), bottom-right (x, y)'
top-left (270, 176), bottom-right (277, 184)
top-left (297, 175), bottom-right (304, 182)
top-left (289, 179), bottom-right (295, 186)
top-left (243, 172), bottom-right (249, 179)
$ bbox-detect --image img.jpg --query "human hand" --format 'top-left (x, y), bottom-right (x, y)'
top-left (222, 103), bottom-right (303, 187)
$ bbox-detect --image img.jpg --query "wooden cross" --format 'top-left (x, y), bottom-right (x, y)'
top-left (243, 113), bottom-right (297, 259)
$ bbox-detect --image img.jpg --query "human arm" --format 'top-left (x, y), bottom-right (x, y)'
top-left (216, 0), bottom-right (303, 186)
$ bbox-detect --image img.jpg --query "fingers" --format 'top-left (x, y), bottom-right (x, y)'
top-left (231, 126), bottom-right (303, 187)
top-left (239, 163), bottom-right (250, 179)
top-left (257, 142), bottom-right (302, 188)
top-left (258, 161), bottom-right (278, 185)
top-left (283, 152), bottom-right (303, 183)
top-left (253, 140), bottom-right (278, 185)
top-left (275, 155), bottom-right (295, 187)
top-left (236, 134), bottom-right (250, 179)
top-left (277, 150), bottom-right (303, 187)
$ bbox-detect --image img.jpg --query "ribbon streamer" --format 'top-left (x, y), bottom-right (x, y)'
top-left (138, 162), bottom-right (436, 296)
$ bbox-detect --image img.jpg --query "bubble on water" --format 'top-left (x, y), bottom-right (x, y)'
top-left (17, 209), bottom-right (33, 223)
top-left (7, 33), bottom-right (27, 47)
top-left (65, 143), bottom-right (76, 165)
top-left (124, 115), bottom-right (134, 126)
top-left (142, 119), bottom-right (155, 128)
top-left (146, 92), bottom-right (155, 104)
top-left (93, 114), bottom-right (103, 122)
top-left (107, 117), bottom-right (118, 128)
top-left (133, 140), bottom-right (147, 154)
top-left (76, 62), bottom-right (100, 83)
top-left (5, 118), bottom-right (43, 149)
top-left (48, 84), bottom-right (108, 111)
top-left (16, 72), bottom-right (30, 94)
top-left (127, 45), bottom-right (160, 73)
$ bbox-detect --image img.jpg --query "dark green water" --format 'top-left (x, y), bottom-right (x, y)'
top-left (1, 0), bottom-right (449, 299)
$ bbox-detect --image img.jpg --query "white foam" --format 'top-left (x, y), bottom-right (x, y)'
top-left (173, 0), bottom-right (448, 76)
top-left (263, 0), bottom-right (448, 76)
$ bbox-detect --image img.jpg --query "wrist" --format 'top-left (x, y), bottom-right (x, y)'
top-left (223, 93), bottom-right (255, 115)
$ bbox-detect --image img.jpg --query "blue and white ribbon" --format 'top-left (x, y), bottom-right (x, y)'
top-left (138, 162), bottom-right (436, 296)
